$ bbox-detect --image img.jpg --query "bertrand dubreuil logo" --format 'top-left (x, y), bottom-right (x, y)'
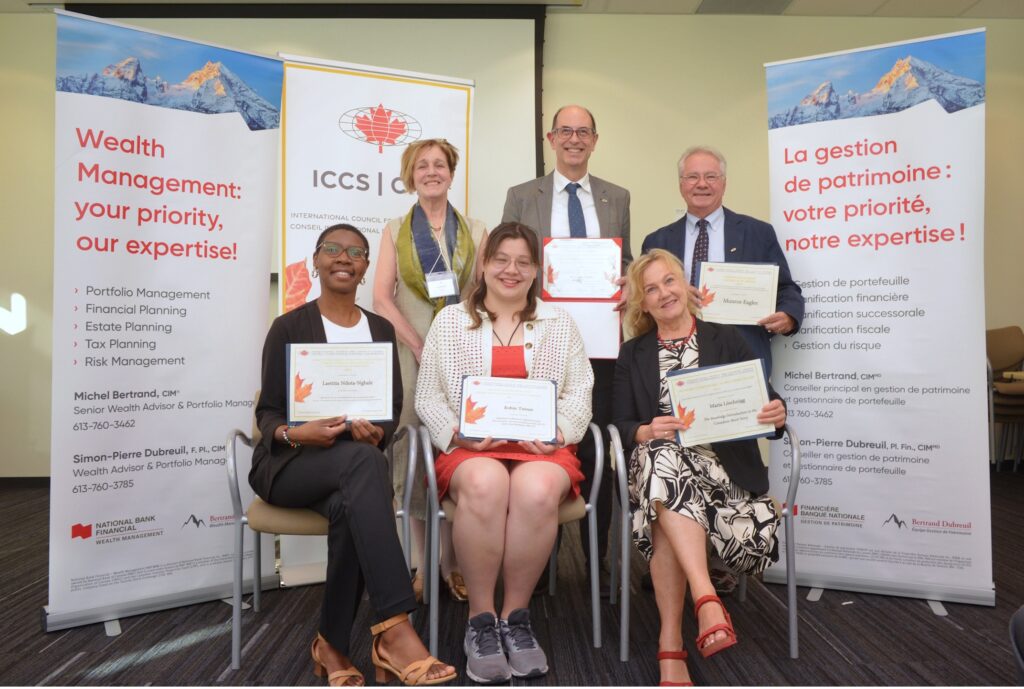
top-left (339, 104), bottom-right (422, 153)
top-left (182, 514), bottom-right (207, 528)
top-left (882, 513), bottom-right (907, 529)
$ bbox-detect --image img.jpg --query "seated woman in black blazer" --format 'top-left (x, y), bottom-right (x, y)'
top-left (612, 249), bottom-right (786, 686)
top-left (249, 223), bottom-right (455, 687)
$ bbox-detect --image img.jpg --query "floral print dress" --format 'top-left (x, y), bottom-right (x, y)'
top-left (627, 334), bottom-right (779, 575)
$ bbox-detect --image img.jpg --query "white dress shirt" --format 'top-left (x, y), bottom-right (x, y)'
top-left (550, 170), bottom-right (600, 238)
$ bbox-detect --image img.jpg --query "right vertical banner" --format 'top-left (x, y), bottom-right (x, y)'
top-left (765, 30), bottom-right (993, 605)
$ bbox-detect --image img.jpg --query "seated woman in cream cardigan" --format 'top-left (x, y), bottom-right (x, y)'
top-left (416, 222), bottom-right (593, 684)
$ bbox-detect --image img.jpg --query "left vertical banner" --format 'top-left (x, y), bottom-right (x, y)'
top-left (47, 11), bottom-right (282, 629)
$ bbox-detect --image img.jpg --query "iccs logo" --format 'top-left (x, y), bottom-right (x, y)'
top-left (339, 104), bottom-right (421, 153)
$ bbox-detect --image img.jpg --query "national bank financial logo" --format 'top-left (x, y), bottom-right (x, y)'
top-left (71, 516), bottom-right (163, 544)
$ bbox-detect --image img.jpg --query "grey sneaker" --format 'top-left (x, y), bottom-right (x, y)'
top-left (499, 608), bottom-right (548, 678)
top-left (464, 612), bottom-right (511, 684)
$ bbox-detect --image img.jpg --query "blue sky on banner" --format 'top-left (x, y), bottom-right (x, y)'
top-left (766, 31), bottom-right (985, 117)
top-left (56, 13), bottom-right (282, 107)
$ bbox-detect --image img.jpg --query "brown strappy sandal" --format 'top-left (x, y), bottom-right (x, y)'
top-left (311, 633), bottom-right (365, 686)
top-left (370, 613), bottom-right (457, 686)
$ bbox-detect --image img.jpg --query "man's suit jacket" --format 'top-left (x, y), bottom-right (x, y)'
top-left (612, 320), bottom-right (784, 496)
top-left (641, 207), bottom-right (804, 375)
top-left (502, 171), bottom-right (633, 267)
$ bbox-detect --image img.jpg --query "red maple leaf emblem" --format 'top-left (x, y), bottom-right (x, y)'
top-left (464, 396), bottom-right (487, 424)
top-left (355, 104), bottom-right (407, 153)
top-left (676, 404), bottom-right (695, 430)
top-left (284, 259), bottom-right (312, 313)
top-left (698, 285), bottom-right (716, 307)
top-left (294, 372), bottom-right (313, 403)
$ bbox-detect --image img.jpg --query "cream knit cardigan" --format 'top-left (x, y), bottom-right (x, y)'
top-left (415, 299), bottom-right (594, 453)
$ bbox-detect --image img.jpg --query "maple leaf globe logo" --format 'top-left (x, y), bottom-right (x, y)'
top-left (339, 104), bottom-right (422, 153)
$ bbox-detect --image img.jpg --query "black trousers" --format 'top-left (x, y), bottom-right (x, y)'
top-left (268, 441), bottom-right (417, 654)
top-left (576, 358), bottom-right (614, 568)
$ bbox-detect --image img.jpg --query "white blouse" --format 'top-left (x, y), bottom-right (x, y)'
top-left (415, 299), bottom-right (594, 453)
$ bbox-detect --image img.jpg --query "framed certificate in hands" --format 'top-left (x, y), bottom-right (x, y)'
top-left (542, 237), bottom-right (623, 359)
top-left (287, 343), bottom-right (393, 424)
top-left (696, 262), bottom-right (779, 326)
top-left (542, 237), bottom-right (621, 300)
top-left (458, 376), bottom-right (557, 443)
top-left (667, 359), bottom-right (774, 447)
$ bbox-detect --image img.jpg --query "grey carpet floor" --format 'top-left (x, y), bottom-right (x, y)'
top-left (0, 471), bottom-right (1021, 686)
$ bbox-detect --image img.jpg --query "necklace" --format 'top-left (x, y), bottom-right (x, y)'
top-left (657, 315), bottom-right (696, 351)
top-left (492, 319), bottom-right (523, 347)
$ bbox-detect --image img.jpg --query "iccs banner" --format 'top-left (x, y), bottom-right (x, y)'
top-left (275, 55), bottom-right (473, 582)
top-left (280, 55), bottom-right (473, 313)
top-left (764, 30), bottom-right (992, 605)
top-left (48, 11), bottom-right (281, 628)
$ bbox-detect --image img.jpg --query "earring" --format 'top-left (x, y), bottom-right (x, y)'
top-left (311, 268), bottom-right (319, 278)
top-left (360, 277), bottom-right (366, 285)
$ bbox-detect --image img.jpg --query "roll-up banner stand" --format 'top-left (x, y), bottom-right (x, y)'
top-left (765, 30), bottom-right (993, 605)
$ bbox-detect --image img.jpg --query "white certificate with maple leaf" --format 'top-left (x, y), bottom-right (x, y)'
top-left (458, 376), bottom-right (557, 443)
top-left (542, 238), bottom-right (621, 300)
top-left (287, 343), bottom-right (393, 424)
top-left (696, 262), bottom-right (779, 325)
top-left (666, 359), bottom-right (773, 447)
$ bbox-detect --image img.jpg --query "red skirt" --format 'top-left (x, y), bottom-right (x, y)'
top-left (435, 443), bottom-right (584, 501)
top-left (434, 344), bottom-right (584, 500)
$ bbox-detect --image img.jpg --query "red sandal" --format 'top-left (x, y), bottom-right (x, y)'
top-left (694, 594), bottom-right (737, 658)
top-left (657, 649), bottom-right (694, 686)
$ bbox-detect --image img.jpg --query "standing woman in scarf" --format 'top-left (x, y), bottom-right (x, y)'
top-left (374, 138), bottom-right (487, 602)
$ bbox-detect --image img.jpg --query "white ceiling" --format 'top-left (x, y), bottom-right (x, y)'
top-left (5, 0), bottom-right (1023, 17)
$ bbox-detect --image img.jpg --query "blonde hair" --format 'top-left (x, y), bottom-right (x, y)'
top-left (399, 138), bottom-right (460, 193)
top-left (624, 249), bottom-right (690, 336)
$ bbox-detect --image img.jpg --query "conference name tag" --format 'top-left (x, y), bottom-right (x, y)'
top-left (426, 270), bottom-right (459, 299)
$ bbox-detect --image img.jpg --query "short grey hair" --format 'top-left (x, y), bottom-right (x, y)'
top-left (678, 146), bottom-right (727, 177)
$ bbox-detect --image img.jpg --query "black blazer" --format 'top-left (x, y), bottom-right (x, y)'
top-left (611, 319), bottom-right (784, 496)
top-left (641, 207), bottom-right (804, 375)
top-left (248, 300), bottom-right (403, 500)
